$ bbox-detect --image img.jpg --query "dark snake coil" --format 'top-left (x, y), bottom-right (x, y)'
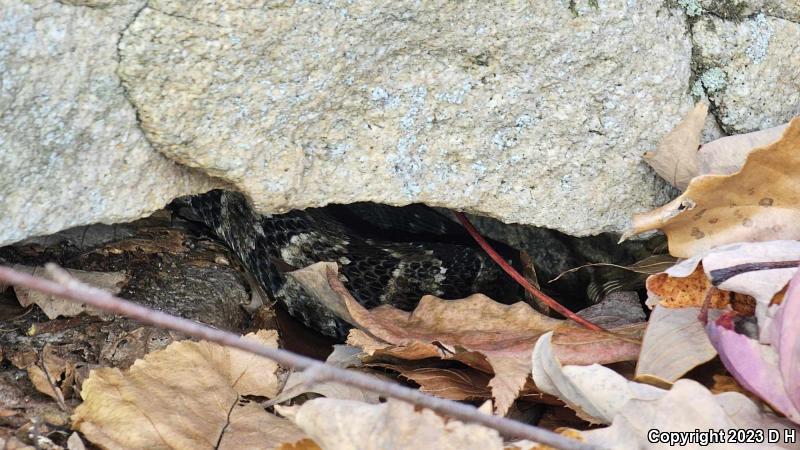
top-left (181, 190), bottom-right (520, 339)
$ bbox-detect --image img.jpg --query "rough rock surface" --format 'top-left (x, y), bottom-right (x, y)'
top-left (0, 0), bottom-right (219, 246)
top-left (692, 13), bottom-right (800, 133)
top-left (2, 0), bottom-right (799, 243)
top-left (118, 0), bottom-right (690, 236)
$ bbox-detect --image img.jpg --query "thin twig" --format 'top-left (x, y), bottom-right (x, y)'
top-left (0, 264), bottom-right (600, 450)
top-left (709, 260), bottom-right (800, 285)
top-left (454, 212), bottom-right (606, 332)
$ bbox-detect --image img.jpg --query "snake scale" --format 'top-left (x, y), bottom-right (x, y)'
top-left (180, 190), bottom-right (520, 339)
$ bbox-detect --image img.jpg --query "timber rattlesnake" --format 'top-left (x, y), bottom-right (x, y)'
top-left (179, 190), bottom-right (520, 339)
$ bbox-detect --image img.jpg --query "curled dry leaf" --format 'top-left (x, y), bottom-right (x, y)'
top-left (368, 362), bottom-right (492, 402)
top-left (532, 333), bottom-right (799, 449)
top-left (279, 398), bottom-right (505, 450)
top-left (643, 101), bottom-right (708, 190)
top-left (268, 345), bottom-right (382, 406)
top-left (648, 241), bottom-right (799, 341)
top-left (645, 263), bottom-right (732, 309)
top-left (532, 333), bottom-right (663, 424)
top-left (295, 263), bottom-right (642, 415)
top-left (72, 330), bottom-right (309, 450)
top-left (629, 117), bottom-right (800, 258)
top-left (8, 265), bottom-right (128, 319)
top-left (699, 123), bottom-right (789, 176)
top-left (635, 305), bottom-right (721, 386)
top-left (706, 270), bottom-right (800, 424)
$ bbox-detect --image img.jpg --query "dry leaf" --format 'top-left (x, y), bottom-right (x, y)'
top-left (699, 123), bottom-right (789, 176)
top-left (296, 262), bottom-right (644, 415)
top-left (583, 381), bottom-right (798, 450)
top-left (629, 117), bottom-right (800, 257)
top-left (575, 291), bottom-right (646, 328)
top-left (645, 263), bottom-right (731, 309)
top-left (551, 322), bottom-right (644, 366)
top-left (279, 398), bottom-right (505, 450)
top-left (532, 333), bottom-right (663, 424)
top-left (705, 272), bottom-right (800, 425)
top-left (11, 265), bottom-right (128, 319)
top-left (532, 333), bottom-right (799, 449)
top-left (269, 345), bottom-right (381, 405)
top-left (650, 241), bottom-right (800, 341)
top-left (370, 362), bottom-right (492, 401)
top-left (27, 345), bottom-right (70, 406)
top-left (643, 101), bottom-right (708, 190)
top-left (635, 305), bottom-right (721, 386)
top-left (72, 330), bottom-right (307, 450)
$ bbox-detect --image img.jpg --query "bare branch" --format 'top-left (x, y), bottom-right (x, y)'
top-left (0, 264), bottom-right (600, 450)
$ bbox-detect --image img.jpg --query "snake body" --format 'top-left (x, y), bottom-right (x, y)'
top-left (182, 190), bottom-right (519, 339)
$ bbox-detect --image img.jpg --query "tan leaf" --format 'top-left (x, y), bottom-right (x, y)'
top-left (299, 262), bottom-right (642, 415)
top-left (339, 281), bottom-right (559, 415)
top-left (643, 101), bottom-right (707, 190)
top-left (11, 265), bottom-right (128, 319)
top-left (281, 398), bottom-right (505, 450)
top-left (532, 333), bottom-right (663, 424)
top-left (552, 322), bottom-right (644, 366)
top-left (582, 381), bottom-right (798, 450)
top-left (532, 332), bottom-right (799, 449)
top-left (634, 305), bottom-right (720, 386)
top-left (269, 345), bottom-right (381, 405)
top-left (371, 362), bottom-right (492, 401)
top-left (629, 117), bottom-right (800, 257)
top-left (699, 123), bottom-right (789, 176)
top-left (71, 330), bottom-right (305, 450)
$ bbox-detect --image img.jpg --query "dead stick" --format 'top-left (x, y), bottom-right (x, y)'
top-left (454, 212), bottom-right (606, 332)
top-left (0, 264), bottom-right (600, 450)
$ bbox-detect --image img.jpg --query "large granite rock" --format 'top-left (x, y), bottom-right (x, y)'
top-left (117, 0), bottom-right (689, 236)
top-left (692, 13), bottom-right (800, 133)
top-left (2, 0), bottom-right (798, 244)
top-left (0, 0), bottom-right (219, 246)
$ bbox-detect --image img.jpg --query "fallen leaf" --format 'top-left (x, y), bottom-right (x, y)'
top-left (10, 265), bottom-right (128, 319)
top-left (635, 305), bottom-right (720, 386)
top-left (706, 271), bottom-right (800, 424)
top-left (552, 322), bottom-right (644, 366)
top-left (583, 381), bottom-right (798, 450)
top-left (295, 262), bottom-right (562, 415)
top-left (72, 330), bottom-right (308, 449)
top-left (296, 262), bottom-right (645, 415)
top-left (629, 117), bottom-right (800, 257)
top-left (532, 333), bottom-right (663, 424)
top-left (699, 123), bottom-right (789, 176)
top-left (27, 345), bottom-right (70, 406)
top-left (649, 241), bottom-right (800, 341)
top-left (67, 432), bottom-right (86, 450)
top-left (268, 345), bottom-right (381, 405)
top-left (575, 290), bottom-right (646, 328)
top-left (645, 263), bottom-right (731, 309)
top-left (371, 362), bottom-right (492, 401)
top-left (643, 101), bottom-right (708, 190)
top-left (279, 398), bottom-right (504, 450)
top-left (532, 332), bottom-right (799, 449)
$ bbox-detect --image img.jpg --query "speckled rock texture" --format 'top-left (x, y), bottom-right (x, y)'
top-left (692, 12), bottom-right (800, 133)
top-left (0, 0), bottom-right (219, 246)
top-left (2, 0), bottom-right (799, 243)
top-left (117, 0), bottom-right (689, 236)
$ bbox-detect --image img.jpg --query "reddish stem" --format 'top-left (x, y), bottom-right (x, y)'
top-left (454, 212), bottom-right (606, 332)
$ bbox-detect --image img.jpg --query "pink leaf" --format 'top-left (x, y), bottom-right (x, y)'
top-left (772, 272), bottom-right (800, 414)
top-left (706, 270), bottom-right (800, 424)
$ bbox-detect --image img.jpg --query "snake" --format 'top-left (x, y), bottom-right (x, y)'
top-left (179, 190), bottom-right (520, 339)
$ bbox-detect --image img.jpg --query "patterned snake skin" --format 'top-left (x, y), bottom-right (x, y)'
top-left (180, 190), bottom-right (520, 339)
